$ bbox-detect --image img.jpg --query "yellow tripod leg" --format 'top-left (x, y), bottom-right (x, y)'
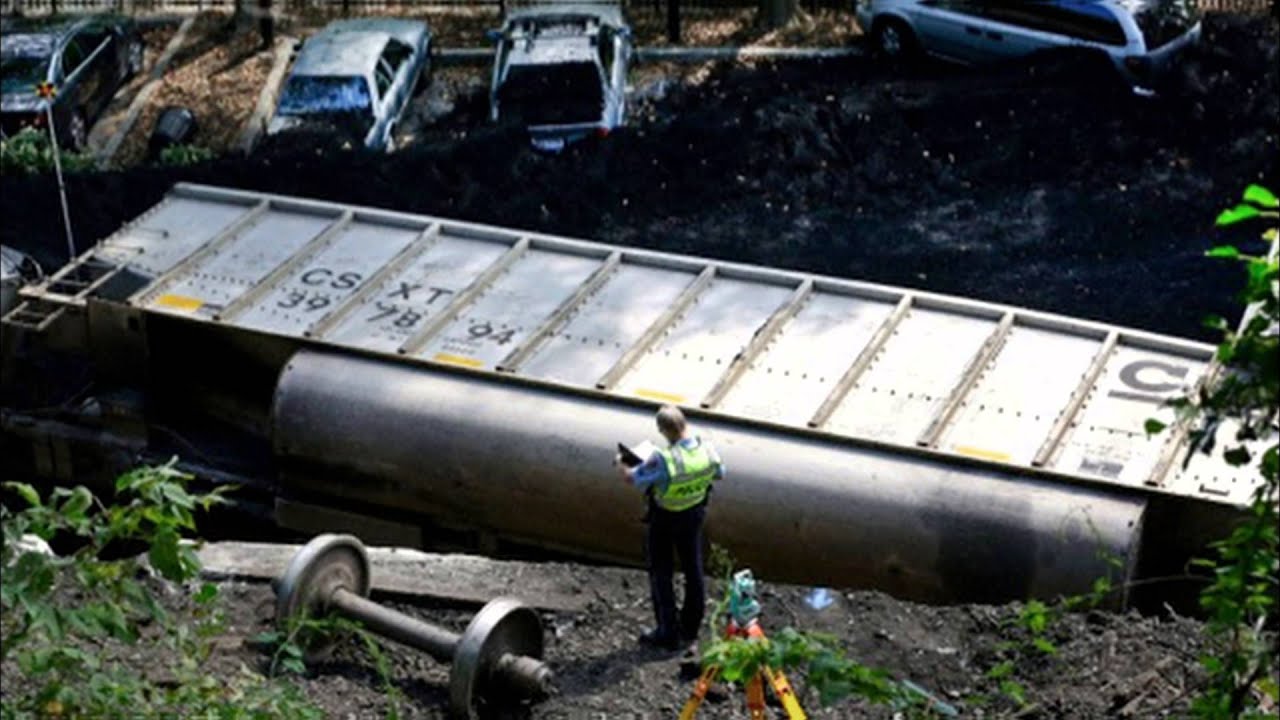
top-left (763, 666), bottom-right (808, 720)
top-left (679, 665), bottom-right (721, 720)
top-left (746, 672), bottom-right (767, 720)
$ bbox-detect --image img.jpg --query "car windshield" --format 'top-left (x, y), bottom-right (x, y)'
top-left (1131, 0), bottom-right (1200, 50)
top-left (498, 61), bottom-right (604, 126)
top-left (277, 75), bottom-right (372, 116)
top-left (0, 54), bottom-right (50, 95)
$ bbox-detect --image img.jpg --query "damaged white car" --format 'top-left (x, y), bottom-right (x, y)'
top-left (488, 3), bottom-right (632, 153)
top-left (267, 18), bottom-right (431, 152)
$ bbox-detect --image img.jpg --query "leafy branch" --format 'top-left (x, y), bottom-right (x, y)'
top-left (1, 460), bottom-right (323, 719)
top-left (1177, 184), bottom-right (1279, 720)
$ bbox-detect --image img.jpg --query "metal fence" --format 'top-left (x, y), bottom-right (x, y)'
top-left (1197, 0), bottom-right (1275, 10)
top-left (1, 0), bottom-right (1272, 20)
top-left (0, 0), bottom-right (853, 13)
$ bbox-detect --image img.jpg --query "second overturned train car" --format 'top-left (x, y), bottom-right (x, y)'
top-left (2, 184), bottom-right (1269, 609)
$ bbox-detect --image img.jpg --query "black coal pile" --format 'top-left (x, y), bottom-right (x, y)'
top-left (2, 13), bottom-right (1275, 341)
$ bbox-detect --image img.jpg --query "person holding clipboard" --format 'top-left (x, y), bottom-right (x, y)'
top-left (615, 405), bottom-right (725, 651)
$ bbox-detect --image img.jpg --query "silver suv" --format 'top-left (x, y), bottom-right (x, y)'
top-left (488, 3), bottom-right (632, 153)
top-left (856, 0), bottom-right (1201, 95)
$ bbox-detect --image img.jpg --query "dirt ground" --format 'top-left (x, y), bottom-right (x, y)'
top-left (0, 560), bottom-right (1212, 719)
top-left (119, 14), bottom-right (278, 166)
top-left (85, 7), bottom-right (859, 164)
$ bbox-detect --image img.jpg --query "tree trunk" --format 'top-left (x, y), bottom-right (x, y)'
top-left (758, 0), bottom-right (797, 30)
top-left (232, 0), bottom-right (250, 30)
top-left (258, 0), bottom-right (275, 48)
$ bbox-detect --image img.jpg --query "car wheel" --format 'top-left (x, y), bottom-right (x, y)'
top-left (66, 110), bottom-right (88, 152)
top-left (126, 39), bottom-right (145, 78)
top-left (872, 18), bottom-right (917, 61)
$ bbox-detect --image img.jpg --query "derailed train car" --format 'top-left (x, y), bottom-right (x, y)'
top-left (1, 184), bottom-right (1266, 608)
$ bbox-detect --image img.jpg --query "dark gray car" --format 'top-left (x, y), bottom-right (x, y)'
top-left (1, 15), bottom-right (143, 151)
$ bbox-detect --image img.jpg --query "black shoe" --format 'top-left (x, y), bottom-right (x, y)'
top-left (638, 628), bottom-right (680, 650)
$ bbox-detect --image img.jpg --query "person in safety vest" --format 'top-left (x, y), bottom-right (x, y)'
top-left (615, 404), bottom-right (724, 651)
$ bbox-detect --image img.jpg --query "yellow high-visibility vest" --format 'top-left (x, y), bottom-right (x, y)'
top-left (656, 438), bottom-right (718, 512)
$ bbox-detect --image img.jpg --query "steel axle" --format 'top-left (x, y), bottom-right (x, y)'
top-left (274, 534), bottom-right (553, 718)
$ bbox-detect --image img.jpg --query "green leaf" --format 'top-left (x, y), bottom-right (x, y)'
top-left (1000, 680), bottom-right (1027, 706)
top-left (59, 486), bottom-right (93, 521)
top-left (1205, 245), bottom-right (1241, 259)
top-left (1216, 205), bottom-right (1260, 226)
top-left (1032, 637), bottom-right (1058, 655)
top-left (31, 603), bottom-right (64, 642)
top-left (1144, 418), bottom-right (1167, 436)
top-left (251, 631), bottom-right (283, 647)
top-left (1242, 184), bottom-right (1278, 209)
top-left (194, 582), bottom-right (219, 604)
top-left (149, 525), bottom-right (185, 582)
top-left (986, 660), bottom-right (1015, 680)
top-left (5, 482), bottom-right (42, 508)
top-left (1201, 314), bottom-right (1228, 331)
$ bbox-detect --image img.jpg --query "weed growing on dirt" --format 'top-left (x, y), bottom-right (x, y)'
top-left (0, 459), bottom-right (323, 719)
top-left (0, 128), bottom-right (93, 177)
top-left (253, 613), bottom-right (406, 720)
top-left (156, 144), bottom-right (216, 167)
top-left (1172, 184), bottom-right (1279, 719)
top-left (974, 542), bottom-right (1125, 713)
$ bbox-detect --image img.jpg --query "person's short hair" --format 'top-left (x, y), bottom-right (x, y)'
top-left (656, 405), bottom-right (686, 437)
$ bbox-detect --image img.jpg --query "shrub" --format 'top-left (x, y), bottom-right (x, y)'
top-left (0, 127), bottom-right (94, 177)
top-left (1180, 185), bottom-right (1279, 719)
top-left (157, 144), bottom-right (216, 167)
top-left (1, 460), bottom-right (324, 719)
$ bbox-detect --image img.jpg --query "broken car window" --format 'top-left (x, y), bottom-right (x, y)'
top-left (278, 75), bottom-right (373, 115)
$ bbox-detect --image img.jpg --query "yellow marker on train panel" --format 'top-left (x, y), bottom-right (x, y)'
top-left (154, 294), bottom-right (204, 312)
top-left (954, 445), bottom-right (1012, 463)
top-left (635, 389), bottom-right (686, 404)
top-left (433, 353), bottom-right (485, 368)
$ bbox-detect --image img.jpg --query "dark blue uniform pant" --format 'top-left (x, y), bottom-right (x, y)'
top-left (645, 501), bottom-right (707, 641)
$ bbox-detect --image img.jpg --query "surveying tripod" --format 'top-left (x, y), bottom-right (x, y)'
top-left (679, 570), bottom-right (807, 720)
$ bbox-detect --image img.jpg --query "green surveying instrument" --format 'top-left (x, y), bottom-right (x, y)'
top-left (679, 570), bottom-right (807, 720)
